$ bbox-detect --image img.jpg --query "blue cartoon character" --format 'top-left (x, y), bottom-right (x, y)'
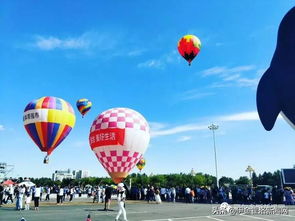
top-left (257, 7), bottom-right (295, 130)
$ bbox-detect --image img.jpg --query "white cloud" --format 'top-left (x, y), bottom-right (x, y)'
top-left (177, 136), bottom-right (192, 142)
top-left (202, 66), bottom-right (227, 77)
top-left (0, 125), bottom-right (4, 131)
top-left (202, 65), bottom-right (255, 77)
top-left (137, 50), bottom-right (180, 69)
top-left (151, 111), bottom-right (266, 138)
top-left (151, 124), bottom-right (208, 137)
top-left (201, 65), bottom-right (259, 88)
top-left (236, 78), bottom-right (259, 87)
top-left (218, 111), bottom-right (283, 122)
top-left (218, 111), bottom-right (259, 121)
top-left (34, 36), bottom-right (89, 50)
top-left (223, 74), bottom-right (240, 81)
top-left (180, 89), bottom-right (214, 101)
top-left (30, 31), bottom-right (119, 52)
top-left (149, 122), bottom-right (167, 131)
top-left (127, 49), bottom-right (145, 56)
top-left (137, 59), bottom-right (164, 69)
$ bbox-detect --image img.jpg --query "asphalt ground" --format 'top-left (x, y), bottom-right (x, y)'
top-left (1, 199), bottom-right (295, 221)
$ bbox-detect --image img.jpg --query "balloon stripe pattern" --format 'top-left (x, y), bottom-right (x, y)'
top-left (24, 96), bottom-right (75, 156)
top-left (76, 99), bottom-right (92, 117)
top-left (89, 108), bottom-right (150, 183)
top-left (178, 34), bottom-right (201, 65)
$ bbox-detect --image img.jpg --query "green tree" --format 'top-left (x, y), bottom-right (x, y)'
top-left (252, 172), bottom-right (258, 186)
top-left (219, 176), bottom-right (234, 186)
top-left (235, 176), bottom-right (250, 185)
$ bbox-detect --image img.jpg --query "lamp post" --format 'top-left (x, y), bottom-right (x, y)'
top-left (208, 124), bottom-right (219, 188)
top-left (245, 165), bottom-right (254, 185)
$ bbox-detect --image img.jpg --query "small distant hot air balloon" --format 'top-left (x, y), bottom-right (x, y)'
top-left (136, 158), bottom-right (146, 172)
top-left (177, 34), bottom-right (201, 65)
top-left (76, 98), bottom-right (92, 117)
top-left (23, 96), bottom-right (76, 163)
top-left (89, 108), bottom-right (150, 183)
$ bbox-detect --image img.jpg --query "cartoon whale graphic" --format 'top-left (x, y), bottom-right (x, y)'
top-left (257, 7), bottom-right (295, 131)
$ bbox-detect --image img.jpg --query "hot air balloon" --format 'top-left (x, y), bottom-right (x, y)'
top-left (89, 108), bottom-right (150, 183)
top-left (177, 34), bottom-right (201, 65)
top-left (76, 98), bottom-right (92, 117)
top-left (136, 158), bottom-right (146, 172)
top-left (23, 96), bottom-right (76, 163)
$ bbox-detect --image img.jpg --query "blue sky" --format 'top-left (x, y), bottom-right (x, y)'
top-left (1, 1), bottom-right (295, 179)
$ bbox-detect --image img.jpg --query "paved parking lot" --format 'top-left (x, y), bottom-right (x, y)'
top-left (1, 201), bottom-right (295, 221)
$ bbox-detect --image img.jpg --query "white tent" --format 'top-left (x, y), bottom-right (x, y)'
top-left (18, 181), bottom-right (35, 187)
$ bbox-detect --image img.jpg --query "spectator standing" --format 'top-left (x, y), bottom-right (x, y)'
top-left (45, 186), bottom-right (50, 201)
top-left (6, 184), bottom-right (14, 203)
top-left (0, 184), bottom-right (4, 206)
top-left (155, 188), bottom-right (162, 204)
top-left (143, 187), bottom-right (147, 200)
top-left (34, 185), bottom-right (41, 211)
top-left (171, 187), bottom-right (176, 203)
top-left (160, 187), bottom-right (166, 201)
top-left (16, 185), bottom-right (25, 210)
top-left (104, 185), bottom-right (113, 211)
top-left (25, 187), bottom-right (32, 210)
top-left (69, 187), bottom-right (75, 202)
top-left (185, 187), bottom-right (191, 203)
top-left (115, 183), bottom-right (128, 221)
top-left (57, 186), bottom-right (64, 205)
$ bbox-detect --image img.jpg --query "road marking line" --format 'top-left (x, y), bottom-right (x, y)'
top-left (142, 215), bottom-right (226, 221)
top-left (278, 214), bottom-right (295, 218)
top-left (240, 214), bottom-right (274, 221)
top-left (206, 216), bottom-right (226, 221)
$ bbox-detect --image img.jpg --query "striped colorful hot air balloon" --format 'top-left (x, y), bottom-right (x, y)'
top-left (76, 98), bottom-right (92, 117)
top-left (136, 158), bottom-right (146, 172)
top-left (177, 34), bottom-right (201, 65)
top-left (89, 108), bottom-right (150, 183)
top-left (23, 96), bottom-right (76, 163)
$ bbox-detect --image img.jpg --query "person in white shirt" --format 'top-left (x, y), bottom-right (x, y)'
top-left (69, 187), bottom-right (75, 202)
top-left (185, 187), bottom-right (191, 203)
top-left (115, 183), bottom-right (127, 221)
top-left (34, 186), bottom-right (41, 211)
top-left (25, 187), bottom-right (31, 210)
top-left (45, 187), bottom-right (51, 201)
top-left (16, 185), bottom-right (26, 210)
top-left (7, 185), bottom-right (14, 203)
top-left (143, 188), bottom-right (147, 200)
top-left (58, 187), bottom-right (64, 205)
top-left (171, 187), bottom-right (176, 203)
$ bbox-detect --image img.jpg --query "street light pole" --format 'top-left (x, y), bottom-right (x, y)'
top-left (246, 165), bottom-right (254, 185)
top-left (208, 124), bottom-right (219, 189)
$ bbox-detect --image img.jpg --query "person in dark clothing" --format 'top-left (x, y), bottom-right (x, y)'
top-left (0, 185), bottom-right (4, 206)
top-left (104, 185), bottom-right (113, 211)
top-left (147, 186), bottom-right (155, 203)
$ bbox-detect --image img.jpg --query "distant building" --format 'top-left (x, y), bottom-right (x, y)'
top-left (52, 169), bottom-right (89, 181)
top-left (73, 170), bottom-right (89, 179)
top-left (52, 169), bottom-right (73, 181)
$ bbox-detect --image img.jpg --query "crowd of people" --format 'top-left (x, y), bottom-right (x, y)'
top-left (1, 181), bottom-right (295, 212)
top-left (128, 185), bottom-right (295, 205)
top-left (0, 182), bottom-right (125, 211)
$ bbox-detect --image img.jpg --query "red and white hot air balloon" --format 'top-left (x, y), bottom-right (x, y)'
top-left (89, 108), bottom-right (150, 183)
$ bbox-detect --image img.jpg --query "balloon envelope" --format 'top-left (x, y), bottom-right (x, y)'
top-left (136, 158), bottom-right (146, 171)
top-left (76, 98), bottom-right (92, 117)
top-left (23, 96), bottom-right (76, 156)
top-left (178, 34), bottom-right (201, 65)
top-left (89, 108), bottom-right (150, 183)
